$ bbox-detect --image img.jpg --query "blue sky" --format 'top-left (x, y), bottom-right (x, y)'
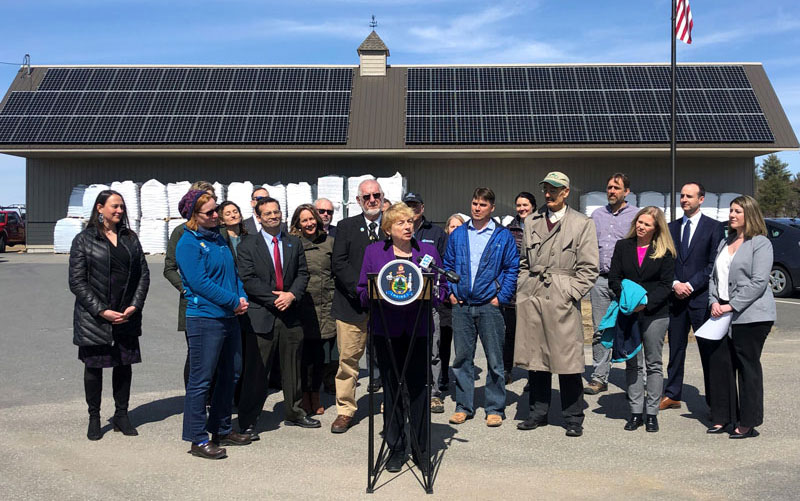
top-left (1, 0), bottom-right (799, 205)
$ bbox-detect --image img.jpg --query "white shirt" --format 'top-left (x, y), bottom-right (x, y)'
top-left (261, 229), bottom-right (283, 268)
top-left (547, 205), bottom-right (567, 223)
top-left (715, 244), bottom-right (737, 301)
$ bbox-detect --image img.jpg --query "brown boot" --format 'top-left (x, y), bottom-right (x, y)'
top-left (301, 392), bottom-right (313, 415)
top-left (310, 392), bottom-right (324, 415)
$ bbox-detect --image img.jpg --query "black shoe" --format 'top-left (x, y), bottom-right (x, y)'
top-left (111, 414), bottom-right (138, 436)
top-left (706, 424), bottom-right (730, 434)
top-left (212, 431), bottom-right (252, 446)
top-left (645, 415), bottom-right (659, 432)
top-left (240, 425), bottom-right (260, 441)
top-left (730, 427), bottom-right (759, 439)
top-left (87, 416), bottom-right (102, 441)
top-left (386, 450), bottom-right (406, 473)
top-left (190, 441), bottom-right (227, 460)
top-left (624, 414), bottom-right (644, 431)
top-left (367, 379), bottom-right (382, 393)
top-left (284, 416), bottom-right (322, 429)
top-left (517, 418), bottom-right (548, 431)
top-left (565, 424), bottom-right (583, 437)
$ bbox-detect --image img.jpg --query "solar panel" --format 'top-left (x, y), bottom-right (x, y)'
top-left (165, 116), bottom-right (196, 143)
top-left (0, 92), bottom-right (33, 115)
top-left (405, 65), bottom-right (774, 144)
top-left (62, 117), bottom-right (95, 143)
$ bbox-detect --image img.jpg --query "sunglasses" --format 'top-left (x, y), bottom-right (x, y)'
top-left (360, 193), bottom-right (382, 202)
top-left (198, 208), bottom-right (218, 217)
top-left (317, 209), bottom-right (334, 215)
top-left (252, 196), bottom-right (267, 201)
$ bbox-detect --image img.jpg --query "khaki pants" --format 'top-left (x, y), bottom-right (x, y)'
top-left (334, 318), bottom-right (368, 417)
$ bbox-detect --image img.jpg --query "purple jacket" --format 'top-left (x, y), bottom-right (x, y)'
top-left (357, 238), bottom-right (447, 337)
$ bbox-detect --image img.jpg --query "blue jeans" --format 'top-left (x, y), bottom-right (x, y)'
top-left (452, 303), bottom-right (506, 418)
top-left (183, 316), bottom-right (242, 444)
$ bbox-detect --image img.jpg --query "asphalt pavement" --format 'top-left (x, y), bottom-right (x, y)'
top-left (1, 253), bottom-right (799, 500)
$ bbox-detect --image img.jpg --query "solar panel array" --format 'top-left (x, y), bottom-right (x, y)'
top-left (405, 66), bottom-right (774, 144)
top-left (0, 67), bottom-right (353, 144)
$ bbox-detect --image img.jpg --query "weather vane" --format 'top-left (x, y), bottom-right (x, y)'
top-left (369, 15), bottom-right (377, 29)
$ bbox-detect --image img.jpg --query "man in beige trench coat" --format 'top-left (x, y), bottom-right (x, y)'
top-left (514, 172), bottom-right (599, 437)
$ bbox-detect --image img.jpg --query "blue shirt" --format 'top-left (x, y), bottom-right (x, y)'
top-left (467, 218), bottom-right (495, 290)
top-left (261, 229), bottom-right (283, 268)
top-left (591, 203), bottom-right (639, 274)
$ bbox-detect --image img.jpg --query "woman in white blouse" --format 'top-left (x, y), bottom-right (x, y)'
top-left (707, 195), bottom-right (775, 439)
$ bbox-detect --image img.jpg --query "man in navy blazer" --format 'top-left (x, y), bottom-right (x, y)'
top-left (661, 182), bottom-right (724, 410)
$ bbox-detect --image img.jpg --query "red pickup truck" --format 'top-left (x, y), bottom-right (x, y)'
top-left (0, 209), bottom-right (25, 252)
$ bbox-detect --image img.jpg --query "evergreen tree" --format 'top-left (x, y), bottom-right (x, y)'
top-left (756, 154), bottom-right (792, 216)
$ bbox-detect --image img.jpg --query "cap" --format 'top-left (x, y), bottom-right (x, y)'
top-left (402, 192), bottom-right (424, 204)
top-left (540, 171), bottom-right (570, 189)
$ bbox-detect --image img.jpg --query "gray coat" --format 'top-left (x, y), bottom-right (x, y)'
top-left (709, 235), bottom-right (776, 324)
top-left (514, 206), bottom-right (599, 374)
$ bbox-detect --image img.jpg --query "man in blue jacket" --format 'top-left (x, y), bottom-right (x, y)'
top-left (444, 187), bottom-right (519, 428)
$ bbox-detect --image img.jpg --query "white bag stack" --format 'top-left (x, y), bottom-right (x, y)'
top-left (639, 191), bottom-right (667, 214)
top-left (227, 182), bottom-right (254, 220)
top-left (110, 181), bottom-right (141, 220)
top-left (317, 175), bottom-right (345, 205)
top-left (346, 202), bottom-right (362, 218)
top-left (140, 179), bottom-right (169, 220)
top-left (376, 172), bottom-right (407, 204)
top-left (579, 191), bottom-right (607, 217)
top-left (347, 175), bottom-right (374, 204)
top-left (331, 201), bottom-right (345, 224)
top-left (128, 218), bottom-right (140, 235)
top-left (213, 182), bottom-right (227, 202)
top-left (266, 183), bottom-right (288, 221)
top-left (286, 182), bottom-right (313, 221)
top-left (139, 219), bottom-right (168, 254)
top-left (626, 192), bottom-right (638, 207)
top-left (82, 184), bottom-right (110, 219)
top-left (168, 218), bottom-right (187, 237)
top-left (167, 182), bottom-right (192, 219)
top-left (67, 185), bottom-right (87, 218)
top-left (701, 192), bottom-right (719, 220)
top-left (501, 215), bottom-right (515, 226)
top-left (54, 218), bottom-right (87, 253)
top-left (717, 193), bottom-right (742, 222)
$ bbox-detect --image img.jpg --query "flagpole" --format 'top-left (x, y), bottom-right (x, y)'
top-left (670, 0), bottom-right (677, 222)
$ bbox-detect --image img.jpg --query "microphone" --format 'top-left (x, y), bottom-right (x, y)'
top-left (418, 254), bottom-right (460, 283)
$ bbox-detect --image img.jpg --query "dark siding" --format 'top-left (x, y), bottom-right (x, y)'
top-left (348, 67), bottom-right (405, 149)
top-left (26, 155), bottom-right (754, 245)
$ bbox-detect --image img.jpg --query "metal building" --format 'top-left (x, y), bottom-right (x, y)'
top-left (0, 31), bottom-right (797, 248)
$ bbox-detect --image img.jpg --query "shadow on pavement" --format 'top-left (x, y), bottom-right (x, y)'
top-left (129, 395), bottom-right (184, 428)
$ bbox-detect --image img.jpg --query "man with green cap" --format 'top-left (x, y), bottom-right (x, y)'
top-left (513, 171), bottom-right (599, 437)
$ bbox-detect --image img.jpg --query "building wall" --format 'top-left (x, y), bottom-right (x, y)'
top-left (26, 155), bottom-right (755, 245)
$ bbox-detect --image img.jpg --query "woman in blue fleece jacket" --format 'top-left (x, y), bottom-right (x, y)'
top-left (176, 190), bottom-right (250, 460)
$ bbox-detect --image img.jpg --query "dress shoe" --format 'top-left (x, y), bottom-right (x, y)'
top-left (111, 414), bottom-right (138, 436)
top-left (190, 441), bottom-right (227, 460)
top-left (706, 424), bottom-right (730, 435)
top-left (240, 425), bottom-right (260, 441)
top-left (645, 415), bottom-right (659, 432)
top-left (730, 427), bottom-right (759, 439)
top-left (583, 381), bottom-right (608, 395)
top-left (430, 397), bottom-right (445, 414)
top-left (486, 414), bottom-right (503, 427)
top-left (624, 414), bottom-right (644, 431)
top-left (285, 416), bottom-right (321, 428)
top-left (565, 424), bottom-right (583, 437)
top-left (87, 416), bottom-right (102, 441)
top-left (331, 414), bottom-right (353, 433)
top-left (212, 431), bottom-right (252, 446)
top-left (367, 378), bottom-right (382, 393)
top-left (386, 450), bottom-right (406, 473)
top-left (659, 396), bottom-right (681, 410)
top-left (517, 418), bottom-right (548, 431)
top-left (448, 412), bottom-right (471, 425)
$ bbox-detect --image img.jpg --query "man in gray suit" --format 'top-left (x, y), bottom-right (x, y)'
top-left (236, 197), bottom-right (319, 439)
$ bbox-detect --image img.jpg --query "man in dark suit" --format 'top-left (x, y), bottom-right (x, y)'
top-left (661, 182), bottom-right (724, 410)
top-left (329, 179), bottom-right (384, 433)
top-left (236, 196), bottom-right (318, 439)
top-left (314, 198), bottom-right (338, 238)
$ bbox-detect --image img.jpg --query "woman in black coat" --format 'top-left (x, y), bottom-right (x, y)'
top-left (69, 190), bottom-right (150, 441)
top-left (608, 206), bottom-right (675, 433)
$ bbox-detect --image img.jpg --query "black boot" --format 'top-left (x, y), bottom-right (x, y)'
top-left (112, 365), bottom-right (137, 436)
top-left (87, 416), bottom-right (102, 441)
top-left (84, 367), bottom-right (103, 440)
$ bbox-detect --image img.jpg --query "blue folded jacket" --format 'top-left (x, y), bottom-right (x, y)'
top-left (599, 279), bottom-right (648, 363)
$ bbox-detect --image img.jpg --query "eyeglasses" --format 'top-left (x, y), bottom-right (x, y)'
top-left (198, 208), bottom-right (218, 217)
top-left (260, 210), bottom-right (281, 217)
top-left (317, 209), bottom-right (334, 215)
top-left (360, 193), bottom-right (382, 202)
top-left (252, 196), bottom-right (267, 201)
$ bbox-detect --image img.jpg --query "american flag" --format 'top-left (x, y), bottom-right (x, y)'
top-left (676, 0), bottom-right (693, 44)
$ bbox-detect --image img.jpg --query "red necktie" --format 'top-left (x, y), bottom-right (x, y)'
top-left (272, 236), bottom-right (284, 291)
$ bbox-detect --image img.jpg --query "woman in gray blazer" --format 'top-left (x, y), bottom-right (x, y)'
top-left (707, 195), bottom-right (775, 439)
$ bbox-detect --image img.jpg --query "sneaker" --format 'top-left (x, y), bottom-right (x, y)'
top-left (583, 381), bottom-right (608, 395)
top-left (430, 397), bottom-right (445, 414)
top-left (486, 414), bottom-right (503, 427)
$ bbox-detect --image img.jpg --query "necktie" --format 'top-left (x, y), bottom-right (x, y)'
top-left (681, 219), bottom-right (691, 258)
top-left (368, 222), bottom-right (378, 242)
top-left (272, 236), bottom-right (284, 291)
